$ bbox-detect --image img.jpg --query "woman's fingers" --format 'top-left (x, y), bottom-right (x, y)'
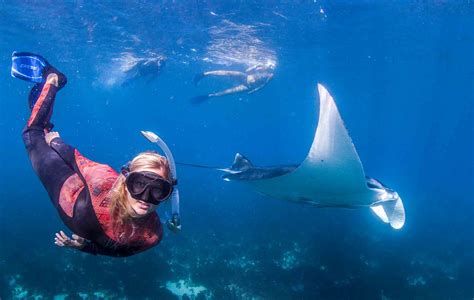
top-left (60, 231), bottom-right (69, 240)
top-left (54, 231), bottom-right (85, 249)
top-left (71, 234), bottom-right (84, 242)
top-left (55, 240), bottom-right (65, 247)
top-left (56, 231), bottom-right (73, 246)
top-left (55, 232), bottom-right (66, 242)
top-left (54, 236), bottom-right (65, 247)
top-left (71, 234), bottom-right (86, 249)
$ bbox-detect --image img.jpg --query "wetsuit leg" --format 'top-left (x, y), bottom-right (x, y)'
top-left (210, 84), bottom-right (249, 97)
top-left (22, 83), bottom-right (75, 207)
top-left (191, 84), bottom-right (249, 104)
top-left (203, 70), bottom-right (247, 78)
top-left (194, 70), bottom-right (247, 86)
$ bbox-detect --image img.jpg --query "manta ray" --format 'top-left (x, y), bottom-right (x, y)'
top-left (218, 84), bottom-right (405, 229)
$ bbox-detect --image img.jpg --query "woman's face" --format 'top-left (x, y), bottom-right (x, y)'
top-left (126, 167), bottom-right (166, 217)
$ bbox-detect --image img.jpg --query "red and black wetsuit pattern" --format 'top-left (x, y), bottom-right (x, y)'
top-left (22, 82), bottom-right (163, 257)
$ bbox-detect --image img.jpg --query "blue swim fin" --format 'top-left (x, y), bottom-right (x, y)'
top-left (11, 51), bottom-right (49, 83)
top-left (12, 51), bottom-right (68, 89)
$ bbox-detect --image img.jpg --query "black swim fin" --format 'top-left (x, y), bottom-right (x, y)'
top-left (190, 95), bottom-right (210, 105)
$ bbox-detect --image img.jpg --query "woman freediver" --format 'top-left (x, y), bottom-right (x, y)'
top-left (13, 52), bottom-right (179, 257)
top-left (191, 62), bottom-right (275, 104)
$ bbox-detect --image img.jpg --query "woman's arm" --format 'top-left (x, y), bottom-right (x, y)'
top-left (54, 230), bottom-right (149, 257)
top-left (54, 231), bottom-right (112, 256)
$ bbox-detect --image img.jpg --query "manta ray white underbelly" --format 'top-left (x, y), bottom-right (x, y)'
top-left (223, 84), bottom-right (405, 229)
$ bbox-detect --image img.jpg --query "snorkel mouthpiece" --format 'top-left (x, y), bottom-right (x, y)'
top-left (141, 130), bottom-right (181, 233)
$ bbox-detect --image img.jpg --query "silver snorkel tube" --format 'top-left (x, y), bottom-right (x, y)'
top-left (140, 130), bottom-right (181, 233)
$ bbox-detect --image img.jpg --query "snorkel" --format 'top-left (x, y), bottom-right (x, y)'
top-left (140, 130), bottom-right (181, 233)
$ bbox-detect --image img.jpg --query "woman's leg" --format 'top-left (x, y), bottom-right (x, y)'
top-left (194, 70), bottom-right (247, 86)
top-left (22, 76), bottom-right (75, 207)
top-left (203, 70), bottom-right (247, 78)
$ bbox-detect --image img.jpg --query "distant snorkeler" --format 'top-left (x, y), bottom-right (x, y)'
top-left (11, 52), bottom-right (181, 257)
top-left (191, 61), bottom-right (275, 104)
top-left (120, 53), bottom-right (166, 87)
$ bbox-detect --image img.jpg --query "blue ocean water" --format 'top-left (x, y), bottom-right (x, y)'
top-left (0, 1), bottom-right (473, 299)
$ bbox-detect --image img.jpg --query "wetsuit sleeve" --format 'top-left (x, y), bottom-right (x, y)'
top-left (79, 240), bottom-right (153, 257)
top-left (79, 219), bottom-right (163, 257)
top-left (79, 240), bottom-right (118, 256)
top-left (79, 240), bottom-right (99, 255)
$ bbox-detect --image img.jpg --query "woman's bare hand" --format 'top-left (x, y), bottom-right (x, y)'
top-left (45, 131), bottom-right (60, 146)
top-left (54, 230), bottom-right (85, 249)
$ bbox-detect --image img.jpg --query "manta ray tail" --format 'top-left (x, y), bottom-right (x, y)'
top-left (370, 197), bottom-right (405, 229)
top-left (175, 153), bottom-right (254, 174)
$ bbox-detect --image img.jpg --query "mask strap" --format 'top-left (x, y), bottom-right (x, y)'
top-left (121, 161), bottom-right (131, 176)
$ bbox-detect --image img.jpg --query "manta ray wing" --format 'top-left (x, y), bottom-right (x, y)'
top-left (248, 84), bottom-right (374, 206)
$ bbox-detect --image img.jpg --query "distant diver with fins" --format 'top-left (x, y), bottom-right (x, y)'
top-left (12, 51), bottom-right (181, 257)
top-left (120, 53), bottom-right (166, 87)
top-left (191, 61), bottom-right (275, 104)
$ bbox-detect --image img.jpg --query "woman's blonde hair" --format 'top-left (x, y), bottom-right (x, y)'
top-left (109, 151), bottom-right (171, 240)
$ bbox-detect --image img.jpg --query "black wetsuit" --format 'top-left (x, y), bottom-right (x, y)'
top-left (22, 82), bottom-right (162, 257)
